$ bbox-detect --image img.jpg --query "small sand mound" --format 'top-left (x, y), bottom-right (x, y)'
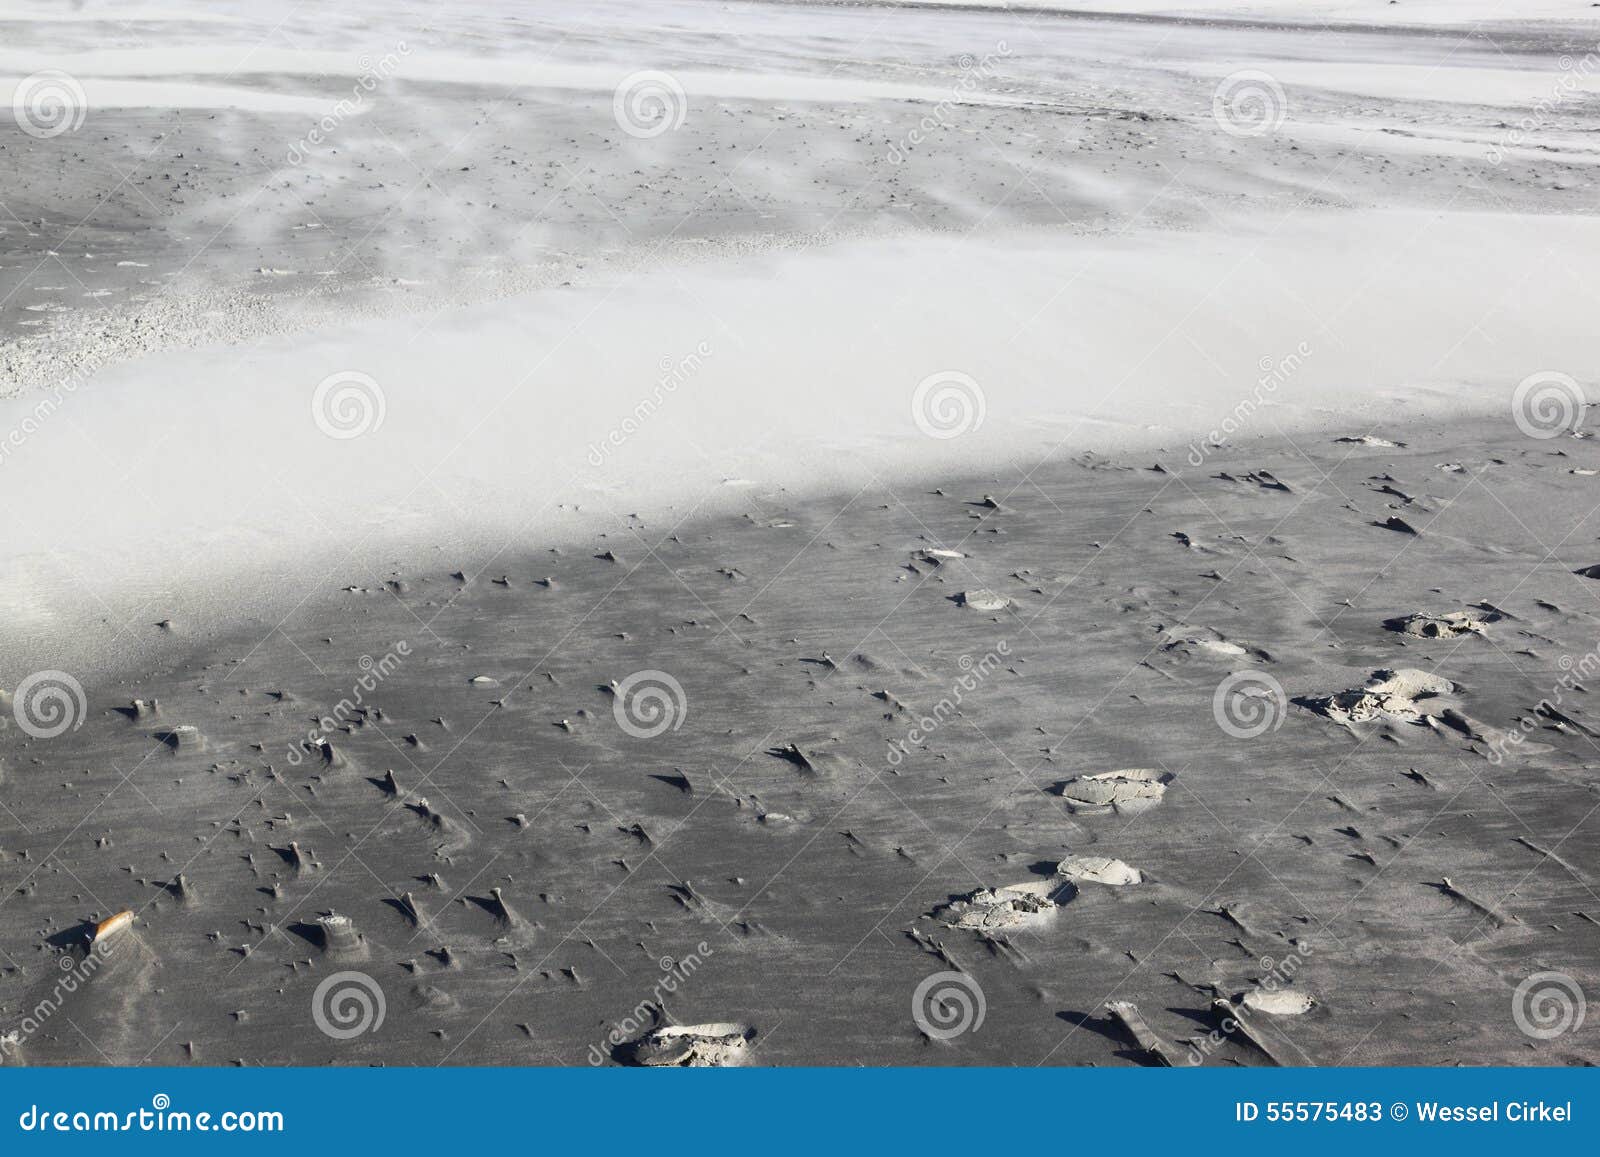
top-left (274, 841), bottom-right (317, 875)
top-left (618, 1022), bottom-right (755, 1067)
top-left (473, 886), bottom-right (525, 932)
top-left (1056, 855), bottom-right (1142, 886)
top-left (153, 725), bottom-right (204, 753)
top-left (932, 879), bottom-right (1072, 931)
top-left (405, 797), bottom-right (469, 857)
top-left (1375, 515), bottom-right (1420, 535)
top-left (315, 912), bottom-right (367, 960)
top-left (1217, 469), bottom-right (1290, 492)
top-left (957, 589), bottom-right (1011, 612)
top-left (409, 984), bottom-right (458, 1011)
top-left (1297, 668), bottom-right (1455, 725)
top-left (1242, 989), bottom-right (1316, 1015)
top-left (848, 652), bottom-right (931, 681)
top-left (766, 741), bottom-right (851, 776)
top-left (1054, 768), bottom-right (1172, 812)
top-left (297, 737), bottom-right (345, 768)
top-left (1385, 611), bottom-right (1493, 638)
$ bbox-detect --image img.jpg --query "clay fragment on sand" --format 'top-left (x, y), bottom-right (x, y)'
top-left (931, 879), bottom-right (1072, 931)
top-left (913, 547), bottom-right (965, 567)
top-left (1335, 434), bottom-right (1403, 448)
top-left (1241, 988), bottom-right (1315, 1015)
top-left (1384, 611), bottom-right (1493, 638)
top-left (1056, 855), bottom-right (1142, 886)
top-left (1104, 1001), bottom-right (1177, 1066)
top-left (957, 589), bottom-right (1010, 612)
top-left (618, 1021), bottom-right (755, 1067)
top-left (1162, 627), bottom-right (1248, 658)
top-left (1053, 767), bottom-right (1172, 812)
top-left (1297, 668), bottom-right (1455, 725)
top-left (1190, 639), bottom-right (1246, 656)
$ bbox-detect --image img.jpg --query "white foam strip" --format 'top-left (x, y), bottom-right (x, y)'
top-left (0, 48), bottom-right (1031, 108)
top-left (0, 75), bottom-right (342, 114)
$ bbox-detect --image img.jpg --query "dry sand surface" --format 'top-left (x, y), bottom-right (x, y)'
top-left (5, 422), bottom-right (1600, 1066)
top-left (2, 0), bottom-right (1599, 1066)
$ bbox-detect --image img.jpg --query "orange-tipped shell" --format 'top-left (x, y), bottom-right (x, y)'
top-left (94, 910), bottom-right (134, 941)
